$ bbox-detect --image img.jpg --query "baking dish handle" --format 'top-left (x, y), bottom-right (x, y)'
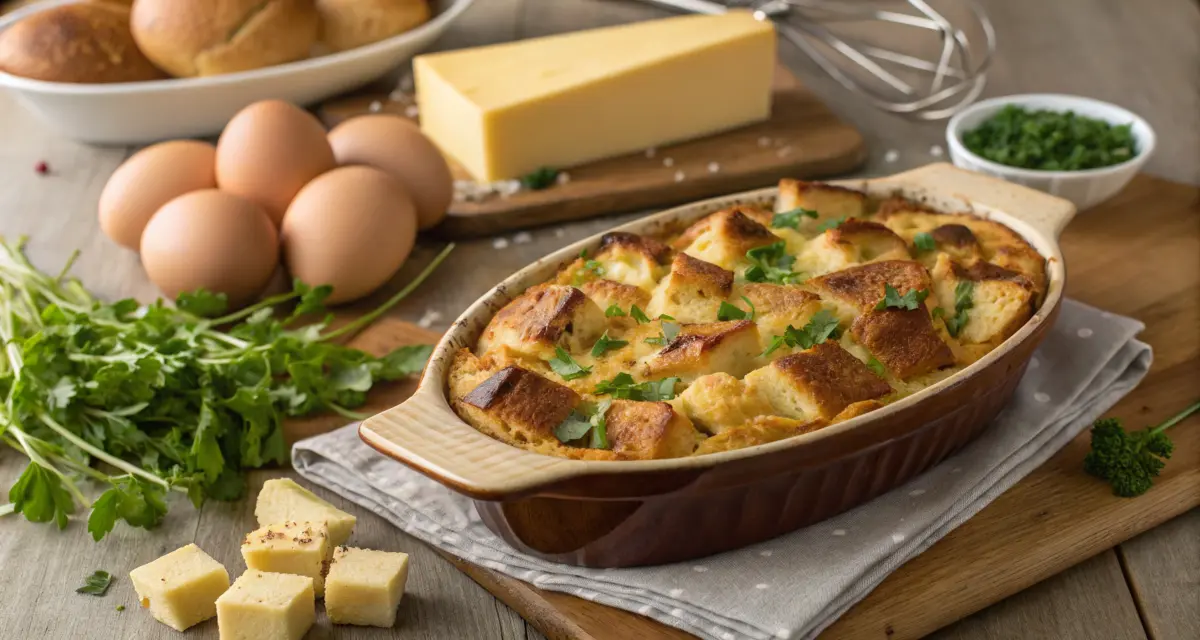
top-left (877, 162), bottom-right (1077, 239)
top-left (359, 385), bottom-right (582, 501)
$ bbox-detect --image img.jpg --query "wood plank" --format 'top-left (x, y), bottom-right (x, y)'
top-left (1119, 509), bottom-right (1200, 640)
top-left (929, 551), bottom-right (1147, 640)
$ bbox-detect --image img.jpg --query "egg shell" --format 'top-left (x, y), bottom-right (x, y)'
top-left (282, 166), bottom-right (417, 304)
top-left (140, 189), bottom-right (279, 307)
top-left (216, 100), bottom-right (336, 226)
top-left (327, 115), bottom-right (452, 230)
top-left (98, 140), bottom-right (217, 250)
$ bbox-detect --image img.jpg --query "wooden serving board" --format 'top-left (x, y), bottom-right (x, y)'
top-left (324, 173), bottom-right (1199, 639)
top-left (317, 64), bottom-right (866, 239)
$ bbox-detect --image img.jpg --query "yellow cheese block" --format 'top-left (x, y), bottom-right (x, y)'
top-left (255, 478), bottom-right (356, 546)
top-left (216, 571), bottom-right (315, 640)
top-left (129, 543), bottom-right (230, 632)
top-left (241, 521), bottom-right (331, 597)
top-left (414, 12), bottom-right (776, 181)
top-left (325, 546), bottom-right (410, 627)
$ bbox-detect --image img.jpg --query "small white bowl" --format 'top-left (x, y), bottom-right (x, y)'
top-left (0, 0), bottom-right (475, 145)
top-left (946, 94), bottom-right (1154, 210)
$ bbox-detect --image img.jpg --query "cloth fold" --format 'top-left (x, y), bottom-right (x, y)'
top-left (293, 299), bottom-right (1151, 640)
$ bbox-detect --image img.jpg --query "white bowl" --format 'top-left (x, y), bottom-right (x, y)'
top-left (946, 94), bottom-right (1154, 210)
top-left (0, 0), bottom-right (474, 144)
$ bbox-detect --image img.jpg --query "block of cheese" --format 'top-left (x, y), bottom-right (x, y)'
top-left (216, 571), bottom-right (315, 640)
top-left (129, 543), bottom-right (230, 632)
top-left (324, 547), bottom-right (410, 627)
top-left (414, 12), bottom-right (776, 181)
top-left (241, 521), bottom-right (331, 596)
top-left (255, 478), bottom-right (356, 546)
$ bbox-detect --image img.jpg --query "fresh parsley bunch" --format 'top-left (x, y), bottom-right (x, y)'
top-left (1084, 400), bottom-right (1199, 497)
top-left (0, 238), bottom-right (451, 540)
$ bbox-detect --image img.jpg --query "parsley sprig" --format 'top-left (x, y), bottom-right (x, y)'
top-left (875, 284), bottom-right (929, 311)
top-left (593, 373), bottom-right (679, 401)
top-left (717, 296), bottom-right (756, 321)
top-left (0, 238), bottom-right (450, 541)
top-left (571, 250), bottom-right (605, 285)
top-left (520, 166), bottom-right (560, 190)
top-left (554, 398), bottom-right (612, 449)
top-left (771, 208), bottom-right (818, 230)
top-left (744, 242), bottom-right (804, 285)
top-left (1084, 400), bottom-right (1200, 497)
top-left (816, 217), bottom-right (846, 233)
top-left (548, 347), bottom-right (591, 380)
top-left (913, 232), bottom-right (936, 253)
top-left (77, 570), bottom-right (113, 596)
top-left (761, 309), bottom-right (841, 357)
top-left (644, 318), bottom-right (681, 346)
top-left (943, 281), bottom-right (974, 337)
top-left (590, 331), bottom-right (628, 357)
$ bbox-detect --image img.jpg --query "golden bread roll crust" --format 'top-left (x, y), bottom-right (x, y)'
top-left (450, 184), bottom-right (1048, 459)
top-left (0, 3), bottom-right (165, 83)
top-left (316, 0), bottom-right (430, 52)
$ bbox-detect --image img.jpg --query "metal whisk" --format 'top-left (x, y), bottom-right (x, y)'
top-left (641, 0), bottom-right (996, 121)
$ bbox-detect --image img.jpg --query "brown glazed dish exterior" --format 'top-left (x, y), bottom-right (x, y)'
top-left (360, 163), bottom-right (1074, 567)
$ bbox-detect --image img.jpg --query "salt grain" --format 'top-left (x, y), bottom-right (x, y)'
top-left (513, 231), bottom-right (533, 244)
top-left (556, 171), bottom-right (571, 185)
top-left (707, 162), bottom-right (720, 173)
top-left (368, 101), bottom-right (383, 113)
top-left (399, 74), bottom-right (415, 93)
top-left (673, 170), bottom-right (686, 182)
top-left (554, 228), bottom-right (566, 238)
top-left (417, 309), bottom-right (443, 329)
top-left (930, 144), bottom-right (944, 157)
top-left (663, 157), bottom-right (675, 167)
top-left (884, 149), bottom-right (900, 163)
top-left (776, 146), bottom-right (793, 158)
top-left (404, 105), bottom-right (420, 118)
top-left (388, 90), bottom-right (407, 102)
top-left (492, 237), bottom-right (510, 249)
top-left (757, 136), bottom-right (772, 148)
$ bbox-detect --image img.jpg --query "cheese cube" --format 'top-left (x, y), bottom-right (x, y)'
top-left (415, 13), bottom-right (775, 180)
top-left (325, 547), bottom-right (411, 627)
top-left (241, 521), bottom-right (331, 597)
top-left (129, 543), bottom-right (229, 631)
top-left (216, 571), bottom-right (315, 640)
top-left (255, 478), bottom-right (356, 546)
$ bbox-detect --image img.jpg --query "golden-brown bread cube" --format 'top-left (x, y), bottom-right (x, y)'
top-left (677, 372), bottom-right (773, 434)
top-left (850, 309), bottom-right (955, 379)
top-left (744, 341), bottom-right (892, 421)
top-left (777, 180), bottom-right (867, 223)
top-left (579, 279), bottom-right (651, 323)
top-left (796, 219), bottom-right (912, 275)
top-left (988, 243), bottom-right (1047, 301)
top-left (641, 320), bottom-right (761, 383)
top-left (556, 231), bottom-right (670, 292)
top-left (736, 283), bottom-right (823, 338)
top-left (602, 400), bottom-right (698, 459)
top-left (930, 255), bottom-right (1035, 346)
top-left (693, 415), bottom-right (827, 455)
top-left (830, 399), bottom-right (885, 423)
top-left (646, 253), bottom-right (734, 323)
top-left (477, 284), bottom-right (607, 361)
top-left (807, 260), bottom-right (933, 322)
top-left (456, 363), bottom-right (581, 448)
top-left (673, 207), bottom-right (779, 271)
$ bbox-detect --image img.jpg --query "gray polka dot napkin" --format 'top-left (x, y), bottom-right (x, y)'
top-left (293, 299), bottom-right (1151, 640)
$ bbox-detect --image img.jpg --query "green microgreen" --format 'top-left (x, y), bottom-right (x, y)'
top-left (744, 241), bottom-right (804, 285)
top-left (943, 281), bottom-right (975, 337)
top-left (760, 309), bottom-right (841, 357)
top-left (593, 373), bottom-right (680, 401)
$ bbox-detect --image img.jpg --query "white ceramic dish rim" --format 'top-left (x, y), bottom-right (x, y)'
top-left (361, 163), bottom-right (1076, 495)
top-left (0, 0), bottom-right (475, 94)
top-left (946, 93), bottom-right (1157, 180)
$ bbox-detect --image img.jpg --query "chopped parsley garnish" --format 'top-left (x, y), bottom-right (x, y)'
top-left (932, 306), bottom-right (946, 319)
top-left (520, 166), bottom-right (560, 190)
top-left (717, 296), bottom-right (756, 321)
top-left (548, 347), bottom-right (591, 380)
top-left (962, 104), bottom-right (1137, 171)
top-left (77, 570), bottom-right (113, 596)
top-left (604, 304), bottom-right (626, 318)
top-left (771, 208), bottom-right (818, 229)
top-left (571, 249), bottom-right (605, 285)
top-left (630, 305), bottom-right (651, 324)
top-left (594, 373), bottom-right (680, 401)
top-left (590, 331), bottom-right (628, 357)
top-left (816, 217), bottom-right (847, 233)
top-left (744, 241), bottom-right (804, 285)
top-left (867, 356), bottom-right (887, 377)
top-left (913, 232), bottom-right (936, 253)
top-left (554, 398), bottom-right (612, 449)
top-left (875, 284), bottom-right (929, 311)
top-left (760, 309), bottom-right (841, 357)
top-left (943, 281), bottom-right (975, 337)
top-left (644, 319), bottom-right (681, 346)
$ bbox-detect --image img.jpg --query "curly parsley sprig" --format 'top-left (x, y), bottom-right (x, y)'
top-left (1083, 399), bottom-right (1200, 497)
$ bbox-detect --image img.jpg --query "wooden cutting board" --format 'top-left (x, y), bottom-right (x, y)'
top-left (323, 173), bottom-right (1199, 639)
top-left (317, 64), bottom-right (866, 238)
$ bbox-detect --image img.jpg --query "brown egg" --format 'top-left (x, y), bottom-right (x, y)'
top-left (282, 166), bottom-right (417, 304)
top-left (99, 140), bottom-right (217, 250)
top-left (140, 189), bottom-right (279, 307)
top-left (216, 100), bottom-right (336, 226)
top-left (327, 115), bottom-right (452, 230)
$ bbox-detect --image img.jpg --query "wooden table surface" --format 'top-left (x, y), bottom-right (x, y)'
top-left (0, 0), bottom-right (1196, 638)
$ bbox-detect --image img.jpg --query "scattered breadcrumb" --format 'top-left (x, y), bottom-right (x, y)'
top-left (368, 101), bottom-right (383, 113)
top-left (454, 179), bottom-right (524, 203)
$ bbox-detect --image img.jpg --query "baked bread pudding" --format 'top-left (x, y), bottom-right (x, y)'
top-left (448, 180), bottom-right (1048, 460)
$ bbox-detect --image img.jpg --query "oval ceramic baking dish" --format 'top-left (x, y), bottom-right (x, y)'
top-left (360, 163), bottom-right (1075, 567)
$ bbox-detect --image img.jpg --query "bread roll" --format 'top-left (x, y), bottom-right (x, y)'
top-left (0, 2), bottom-right (165, 83)
top-left (130, 0), bottom-right (318, 77)
top-left (316, 0), bottom-right (430, 52)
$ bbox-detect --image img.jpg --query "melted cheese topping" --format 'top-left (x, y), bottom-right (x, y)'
top-left (448, 182), bottom-right (1048, 460)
